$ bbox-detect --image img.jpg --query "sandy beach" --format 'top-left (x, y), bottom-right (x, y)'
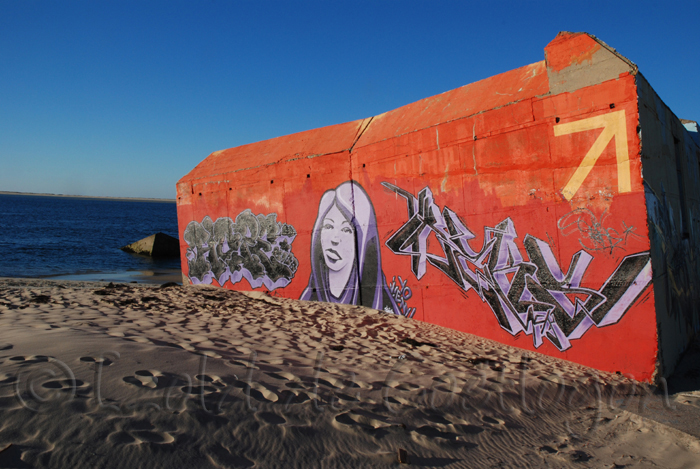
top-left (1, 278), bottom-right (699, 468)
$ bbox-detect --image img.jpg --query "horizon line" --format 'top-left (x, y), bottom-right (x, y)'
top-left (0, 191), bottom-right (176, 203)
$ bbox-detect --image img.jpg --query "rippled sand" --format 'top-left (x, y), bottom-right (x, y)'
top-left (0, 278), bottom-right (699, 468)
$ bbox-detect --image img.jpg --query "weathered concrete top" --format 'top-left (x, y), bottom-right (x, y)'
top-left (179, 32), bottom-right (639, 195)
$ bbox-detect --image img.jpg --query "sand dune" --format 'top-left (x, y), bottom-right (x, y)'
top-left (0, 278), bottom-right (699, 468)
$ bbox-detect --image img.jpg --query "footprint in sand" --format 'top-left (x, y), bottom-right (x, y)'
top-left (107, 431), bottom-right (137, 445)
top-left (316, 376), bottom-right (348, 389)
top-left (456, 424), bottom-right (485, 435)
top-left (123, 370), bottom-right (181, 389)
top-left (126, 336), bottom-right (152, 344)
top-left (227, 359), bottom-right (259, 369)
top-left (284, 381), bottom-right (306, 390)
top-left (421, 412), bottom-right (453, 425)
top-left (8, 355), bottom-right (50, 364)
top-left (0, 443), bottom-right (33, 468)
top-left (107, 430), bottom-right (175, 445)
top-left (35, 378), bottom-right (91, 400)
top-left (41, 378), bottom-right (87, 390)
top-left (181, 384), bottom-right (219, 395)
top-left (255, 363), bottom-right (283, 373)
top-left (0, 344), bottom-right (12, 351)
top-left (79, 356), bottom-right (114, 367)
top-left (482, 415), bottom-right (505, 426)
top-left (258, 411), bottom-right (286, 425)
top-left (194, 374), bottom-right (227, 388)
top-left (333, 409), bottom-right (402, 438)
top-left (262, 358), bottom-right (285, 366)
top-left (432, 375), bottom-right (453, 383)
top-left (176, 374), bottom-right (231, 396)
top-left (0, 373), bottom-right (18, 385)
top-left (248, 382), bottom-right (279, 403)
top-left (383, 395), bottom-right (413, 407)
top-left (411, 425), bottom-right (479, 449)
top-left (204, 443), bottom-right (254, 468)
top-left (278, 389), bottom-right (310, 406)
top-left (393, 381), bottom-right (421, 392)
top-left (132, 431), bottom-right (175, 444)
top-left (265, 371), bottom-right (297, 381)
top-left (107, 419), bottom-right (177, 445)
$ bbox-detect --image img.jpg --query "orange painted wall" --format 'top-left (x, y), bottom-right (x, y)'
top-left (177, 33), bottom-right (658, 381)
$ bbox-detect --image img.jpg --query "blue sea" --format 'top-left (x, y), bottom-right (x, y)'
top-left (0, 194), bottom-right (181, 283)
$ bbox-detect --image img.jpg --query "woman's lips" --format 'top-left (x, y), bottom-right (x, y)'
top-left (325, 248), bottom-right (342, 262)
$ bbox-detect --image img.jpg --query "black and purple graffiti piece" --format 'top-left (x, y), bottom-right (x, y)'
top-left (382, 183), bottom-right (653, 351)
top-left (300, 181), bottom-right (400, 315)
top-left (183, 210), bottom-right (298, 290)
top-left (389, 275), bottom-right (416, 318)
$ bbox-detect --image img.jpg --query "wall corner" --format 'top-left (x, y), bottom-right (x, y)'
top-left (545, 31), bottom-right (638, 95)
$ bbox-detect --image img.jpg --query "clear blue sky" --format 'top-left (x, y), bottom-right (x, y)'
top-left (1, 1), bottom-right (698, 199)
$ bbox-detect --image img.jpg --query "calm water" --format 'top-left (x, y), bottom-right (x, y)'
top-left (0, 194), bottom-right (180, 280)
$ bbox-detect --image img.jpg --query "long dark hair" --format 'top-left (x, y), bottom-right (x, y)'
top-left (300, 181), bottom-right (399, 314)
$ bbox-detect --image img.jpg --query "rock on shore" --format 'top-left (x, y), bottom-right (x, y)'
top-left (120, 232), bottom-right (180, 258)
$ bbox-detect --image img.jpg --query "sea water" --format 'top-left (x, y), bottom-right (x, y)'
top-left (0, 194), bottom-right (180, 280)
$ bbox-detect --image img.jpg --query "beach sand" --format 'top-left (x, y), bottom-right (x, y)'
top-left (1, 278), bottom-right (699, 468)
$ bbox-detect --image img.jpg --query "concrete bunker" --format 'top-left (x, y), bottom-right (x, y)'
top-left (177, 32), bottom-right (700, 383)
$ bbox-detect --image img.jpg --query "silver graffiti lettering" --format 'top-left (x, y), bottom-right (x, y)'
top-left (184, 210), bottom-right (298, 290)
top-left (382, 183), bottom-right (653, 351)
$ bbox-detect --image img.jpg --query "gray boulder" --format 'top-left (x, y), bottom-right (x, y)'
top-left (121, 233), bottom-right (180, 258)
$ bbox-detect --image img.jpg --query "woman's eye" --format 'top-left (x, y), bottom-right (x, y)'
top-left (341, 227), bottom-right (353, 234)
top-left (323, 224), bottom-right (333, 230)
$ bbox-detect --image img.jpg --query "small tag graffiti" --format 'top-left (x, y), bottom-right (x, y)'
top-left (558, 208), bottom-right (640, 253)
top-left (389, 276), bottom-right (416, 318)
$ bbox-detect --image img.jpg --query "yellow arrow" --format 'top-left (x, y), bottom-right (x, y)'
top-left (554, 110), bottom-right (630, 201)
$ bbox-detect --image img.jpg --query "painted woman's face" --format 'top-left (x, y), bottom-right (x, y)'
top-left (321, 204), bottom-right (355, 272)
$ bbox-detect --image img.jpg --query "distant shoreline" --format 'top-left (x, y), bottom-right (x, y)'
top-left (0, 191), bottom-right (176, 203)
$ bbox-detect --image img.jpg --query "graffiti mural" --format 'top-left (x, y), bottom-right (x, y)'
top-left (184, 210), bottom-right (298, 290)
top-left (300, 181), bottom-right (400, 315)
top-left (382, 183), bottom-right (653, 351)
